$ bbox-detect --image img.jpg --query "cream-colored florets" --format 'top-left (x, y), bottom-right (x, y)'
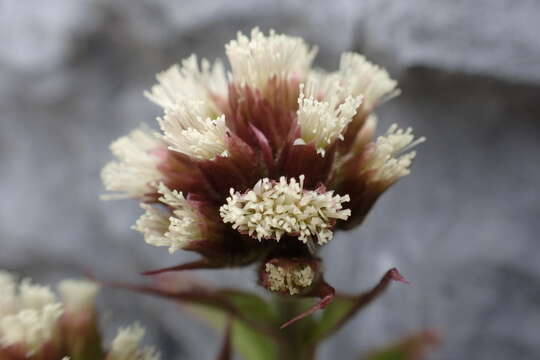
top-left (306, 52), bottom-right (398, 109)
top-left (132, 204), bottom-right (171, 250)
top-left (296, 84), bottom-right (362, 156)
top-left (101, 126), bottom-right (164, 199)
top-left (0, 272), bottom-right (63, 353)
top-left (363, 124), bottom-right (425, 183)
top-left (133, 183), bottom-right (202, 253)
top-left (220, 176), bottom-right (351, 245)
top-left (265, 263), bottom-right (315, 295)
top-left (107, 324), bottom-right (160, 360)
top-left (158, 100), bottom-right (230, 161)
top-left (145, 54), bottom-right (227, 115)
top-left (226, 28), bottom-right (317, 90)
top-left (337, 52), bottom-right (399, 107)
top-left (58, 280), bottom-right (99, 312)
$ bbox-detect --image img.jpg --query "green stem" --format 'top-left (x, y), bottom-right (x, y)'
top-left (274, 296), bottom-right (317, 360)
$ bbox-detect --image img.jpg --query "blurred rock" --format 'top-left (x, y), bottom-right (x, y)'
top-left (354, 0), bottom-right (540, 83)
top-left (1, 1), bottom-right (539, 359)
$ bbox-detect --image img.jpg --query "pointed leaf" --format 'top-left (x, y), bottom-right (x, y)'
top-left (280, 281), bottom-right (335, 329)
top-left (309, 268), bottom-right (408, 343)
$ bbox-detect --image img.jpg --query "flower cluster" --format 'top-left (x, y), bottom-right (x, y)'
top-left (102, 28), bottom-right (424, 296)
top-left (0, 271), bottom-right (160, 360)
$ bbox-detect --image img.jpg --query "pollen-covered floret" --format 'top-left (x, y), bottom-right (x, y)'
top-left (106, 324), bottom-right (160, 360)
top-left (226, 28), bottom-right (317, 90)
top-left (158, 100), bottom-right (230, 161)
top-left (265, 263), bottom-right (315, 295)
top-left (133, 183), bottom-right (203, 253)
top-left (101, 126), bottom-right (164, 199)
top-left (220, 176), bottom-right (351, 245)
top-left (296, 84), bottom-right (362, 156)
top-left (362, 124), bottom-right (425, 183)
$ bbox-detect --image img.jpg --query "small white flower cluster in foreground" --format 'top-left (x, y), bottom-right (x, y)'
top-left (0, 271), bottom-right (97, 354)
top-left (0, 271), bottom-right (161, 360)
top-left (220, 176), bottom-right (351, 245)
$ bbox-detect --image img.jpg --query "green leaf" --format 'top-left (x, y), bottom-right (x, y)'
top-left (187, 304), bottom-right (278, 360)
top-left (102, 277), bottom-right (280, 359)
top-left (308, 269), bottom-right (409, 344)
top-left (219, 290), bottom-right (278, 325)
top-left (308, 295), bottom-right (355, 342)
top-left (179, 290), bottom-right (279, 360)
top-left (231, 319), bottom-right (278, 360)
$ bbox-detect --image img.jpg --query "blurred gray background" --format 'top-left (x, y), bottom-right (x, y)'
top-left (1, 0), bottom-right (539, 359)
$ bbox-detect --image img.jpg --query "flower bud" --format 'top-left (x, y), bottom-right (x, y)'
top-left (259, 258), bottom-right (320, 295)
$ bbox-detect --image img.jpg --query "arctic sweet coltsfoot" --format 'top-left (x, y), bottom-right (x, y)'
top-left (101, 27), bottom-right (424, 313)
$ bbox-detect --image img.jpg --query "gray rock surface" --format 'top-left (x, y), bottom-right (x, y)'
top-left (1, 1), bottom-right (539, 359)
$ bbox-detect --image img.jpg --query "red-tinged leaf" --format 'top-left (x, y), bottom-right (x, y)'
top-left (309, 268), bottom-right (409, 343)
top-left (280, 280), bottom-right (335, 329)
top-left (362, 330), bottom-right (440, 360)
top-left (98, 275), bottom-right (278, 337)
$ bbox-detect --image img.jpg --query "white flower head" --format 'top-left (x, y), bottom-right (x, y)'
top-left (158, 100), bottom-right (230, 161)
top-left (107, 324), bottom-right (160, 360)
top-left (265, 263), bottom-right (315, 295)
top-left (226, 28), bottom-right (317, 90)
top-left (0, 273), bottom-right (63, 353)
top-left (363, 124), bottom-right (425, 183)
top-left (101, 125), bottom-right (164, 199)
top-left (133, 183), bottom-right (203, 253)
top-left (296, 83), bottom-right (362, 156)
top-left (145, 54), bottom-right (227, 114)
top-left (220, 176), bottom-right (351, 245)
top-left (337, 52), bottom-right (399, 108)
top-left (58, 280), bottom-right (99, 312)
